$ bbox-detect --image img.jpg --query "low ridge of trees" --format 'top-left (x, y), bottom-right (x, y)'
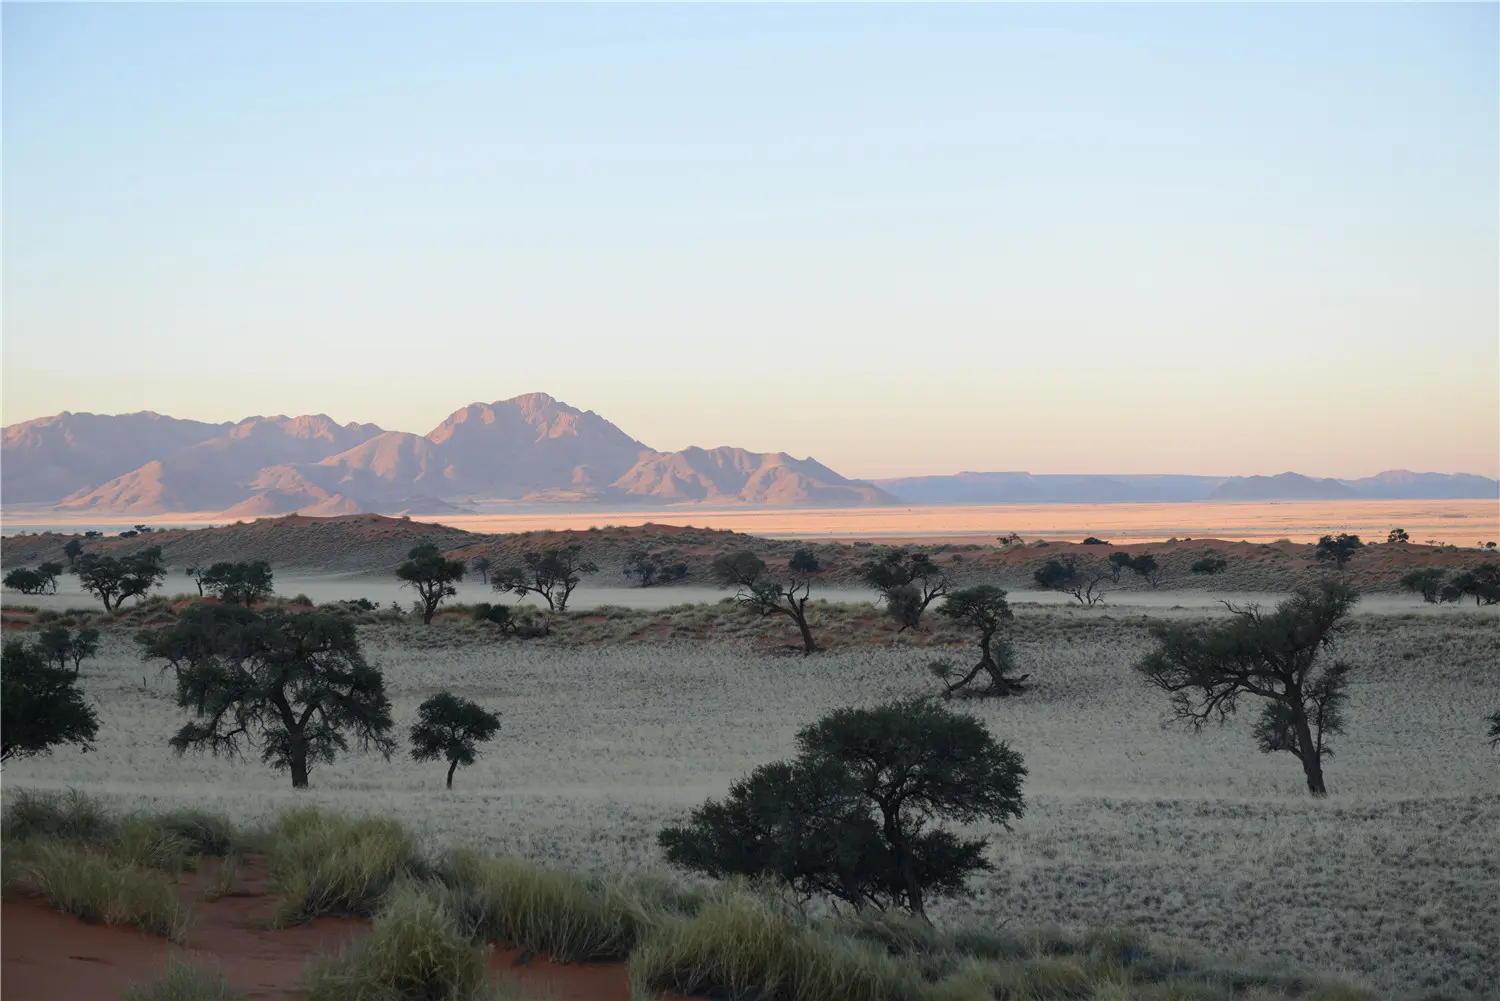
top-left (1, 637), bottom-right (100, 763)
top-left (932, 586), bottom-right (1028, 697)
top-left (3, 563), bottom-right (63, 595)
top-left (860, 548), bottom-right (950, 632)
top-left (140, 605), bottom-right (395, 788)
top-left (409, 691), bottom-right (500, 789)
top-left (200, 561), bottom-right (275, 606)
top-left (1136, 579), bottom-right (1358, 796)
top-left (1314, 533), bottom-right (1364, 571)
top-left (712, 549), bottom-right (822, 654)
top-left (396, 543), bottom-right (466, 624)
top-left (76, 548), bottom-right (166, 612)
top-left (494, 545), bottom-right (598, 612)
top-left (623, 550), bottom-right (688, 588)
top-left (1033, 556), bottom-right (1110, 605)
top-left (660, 698), bottom-right (1026, 918)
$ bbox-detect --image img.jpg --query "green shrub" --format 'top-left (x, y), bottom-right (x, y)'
top-left (436, 849), bottom-right (640, 961)
top-left (15, 843), bottom-right (190, 941)
top-left (122, 959), bottom-right (246, 1001)
top-left (2, 789), bottom-right (115, 844)
top-left (251, 807), bottom-right (421, 926)
top-left (304, 880), bottom-right (487, 1001)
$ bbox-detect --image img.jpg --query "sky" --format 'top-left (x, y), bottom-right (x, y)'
top-left (3, 4), bottom-right (1497, 480)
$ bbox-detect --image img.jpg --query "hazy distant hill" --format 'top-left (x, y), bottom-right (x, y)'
top-left (875, 470), bottom-right (1498, 504)
top-left (3, 394), bottom-right (893, 513)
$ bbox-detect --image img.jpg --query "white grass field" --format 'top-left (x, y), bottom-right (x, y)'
top-left (4, 606), bottom-right (1497, 997)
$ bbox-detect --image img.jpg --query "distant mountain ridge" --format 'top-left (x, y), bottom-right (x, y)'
top-left (873, 469), bottom-right (1499, 504)
top-left (3, 395), bottom-right (892, 514)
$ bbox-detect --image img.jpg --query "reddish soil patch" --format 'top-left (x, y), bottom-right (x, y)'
top-left (2, 866), bottom-right (642, 1001)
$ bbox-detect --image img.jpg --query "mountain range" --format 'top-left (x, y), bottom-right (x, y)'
top-left (2, 395), bottom-right (1494, 515)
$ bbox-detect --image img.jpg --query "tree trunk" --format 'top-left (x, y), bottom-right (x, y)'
top-left (790, 606), bottom-right (817, 654)
top-left (290, 755), bottom-right (310, 789)
top-left (1291, 711), bottom-right (1326, 795)
top-left (446, 759), bottom-right (458, 789)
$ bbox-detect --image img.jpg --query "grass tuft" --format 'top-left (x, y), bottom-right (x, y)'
top-left (122, 958), bottom-right (246, 1001)
top-left (15, 842), bottom-right (191, 941)
top-left (251, 807), bottom-right (421, 926)
top-left (2, 789), bottom-right (115, 845)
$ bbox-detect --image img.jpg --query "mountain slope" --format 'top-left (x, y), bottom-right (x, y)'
top-left (609, 447), bottom-right (896, 505)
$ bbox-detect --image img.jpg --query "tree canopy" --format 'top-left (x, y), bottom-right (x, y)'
top-left (711, 549), bottom-right (822, 654)
top-left (75, 549), bottom-right (166, 612)
top-left (139, 605), bottom-right (395, 787)
top-left (409, 691), bottom-right (501, 789)
top-left (494, 545), bottom-right (598, 611)
top-left (396, 543), bottom-right (467, 624)
top-left (200, 561), bottom-right (275, 605)
top-left (1135, 579), bottom-right (1359, 795)
top-left (1314, 533), bottom-right (1364, 571)
top-left (1, 638), bottom-right (99, 763)
top-left (3, 564), bottom-right (62, 595)
top-left (660, 698), bottom-right (1025, 917)
top-left (1032, 556), bottom-right (1110, 606)
top-left (933, 586), bottom-right (1028, 697)
top-left (860, 549), bottom-right (950, 631)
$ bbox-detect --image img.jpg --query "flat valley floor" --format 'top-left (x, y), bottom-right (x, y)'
top-left (3, 604), bottom-right (1497, 998)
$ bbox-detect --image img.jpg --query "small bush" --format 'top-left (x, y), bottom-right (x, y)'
top-left (251, 807), bottom-right (421, 926)
top-left (304, 880), bottom-right (487, 1001)
top-left (2, 789), bottom-right (115, 845)
top-left (123, 959), bottom-right (246, 1001)
top-left (15, 843), bottom-right (190, 941)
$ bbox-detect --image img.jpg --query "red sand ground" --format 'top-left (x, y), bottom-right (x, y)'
top-left (1, 866), bottom-right (641, 1001)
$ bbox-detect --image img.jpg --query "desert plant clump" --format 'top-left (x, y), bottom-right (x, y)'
top-left (250, 807), bottom-right (422, 925)
top-left (12, 842), bottom-right (191, 941)
top-left (122, 959), bottom-right (248, 1001)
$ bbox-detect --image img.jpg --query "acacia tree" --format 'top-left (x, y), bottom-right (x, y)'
top-left (1191, 557), bottom-right (1228, 575)
top-left (200, 561), bottom-right (275, 606)
top-left (76, 549), bottom-right (166, 612)
top-left (37, 624), bottom-right (100, 676)
top-left (1445, 564), bottom-right (1500, 606)
top-left (860, 549), bottom-right (950, 631)
top-left (1314, 533), bottom-right (1364, 571)
top-left (1387, 528), bottom-right (1409, 544)
top-left (409, 691), bottom-right (501, 789)
top-left (396, 543), bottom-right (466, 624)
top-left (4, 564), bottom-right (61, 595)
top-left (660, 699), bottom-right (1026, 919)
top-left (712, 549), bottom-right (822, 654)
top-left (63, 539), bottom-right (85, 568)
top-left (140, 605), bottom-right (395, 788)
top-left (470, 556), bottom-right (492, 585)
top-left (185, 566), bottom-right (206, 596)
top-left (494, 545), bottom-right (598, 611)
top-left (623, 550), bottom-right (687, 588)
top-left (933, 585), bottom-right (1028, 697)
top-left (1135, 579), bottom-right (1358, 796)
top-left (1, 639), bottom-right (100, 763)
top-left (1032, 556), bottom-right (1110, 606)
top-left (1400, 567), bottom-right (1446, 603)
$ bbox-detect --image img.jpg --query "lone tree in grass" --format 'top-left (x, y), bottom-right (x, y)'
top-left (1387, 528), bottom-right (1409, 544)
top-left (1400, 567), bottom-right (1447, 604)
top-left (3, 563), bottom-right (62, 595)
top-left (1, 638), bottom-right (99, 763)
top-left (37, 624), bottom-right (100, 676)
top-left (932, 585), bottom-right (1029, 698)
top-left (1135, 579), bottom-right (1358, 796)
top-left (75, 548), bottom-right (166, 612)
top-left (660, 698), bottom-right (1025, 919)
top-left (712, 549), bottom-right (822, 654)
top-left (396, 543), bottom-right (466, 624)
top-left (409, 691), bottom-right (501, 789)
top-left (62, 538), bottom-right (85, 568)
top-left (494, 545), bottom-right (598, 612)
top-left (1314, 533), bottom-right (1364, 571)
top-left (140, 605), bottom-right (395, 788)
top-left (470, 556), bottom-right (492, 585)
top-left (1032, 556), bottom-right (1110, 606)
top-left (200, 561), bottom-right (275, 606)
top-left (623, 550), bottom-right (688, 588)
top-left (860, 549), bottom-right (950, 631)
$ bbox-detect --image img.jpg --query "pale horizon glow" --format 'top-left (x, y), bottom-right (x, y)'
top-left (3, 4), bottom-right (1497, 480)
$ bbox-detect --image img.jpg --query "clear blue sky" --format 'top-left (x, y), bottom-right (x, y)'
top-left (4, 4), bottom-right (1496, 478)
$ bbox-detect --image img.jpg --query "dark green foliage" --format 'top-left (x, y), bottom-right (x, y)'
top-left (1106, 551), bottom-right (1133, 581)
top-left (1445, 563), bottom-right (1500, 606)
top-left (75, 548), bottom-right (167, 612)
top-left (1387, 528), bottom-right (1409, 544)
top-left (1190, 557), bottom-right (1228, 575)
top-left (4, 565), bottom-right (60, 595)
top-left (623, 550), bottom-right (688, 588)
top-left (1314, 533), bottom-right (1364, 570)
top-left (139, 607), bottom-right (394, 788)
top-left (494, 544), bottom-right (598, 611)
top-left (860, 549), bottom-right (950, 631)
top-left (1400, 567), bottom-right (1447, 603)
top-left (199, 561), bottom-right (275, 606)
top-left (36, 624), bottom-right (100, 675)
top-left (470, 556), bottom-right (491, 584)
top-left (711, 549), bottom-right (821, 654)
top-left (409, 691), bottom-right (501, 788)
top-left (661, 699), bottom-right (1026, 917)
top-left (1, 639), bottom-right (100, 762)
top-left (395, 543), bottom-right (466, 624)
top-left (63, 538), bottom-right (85, 568)
top-left (468, 602), bottom-right (521, 635)
top-left (1127, 553), bottom-right (1161, 586)
top-left (934, 586), bottom-right (1028, 697)
top-left (1032, 556), bottom-right (1109, 605)
top-left (1489, 710), bottom-right (1500, 749)
top-left (1080, 537), bottom-right (1108, 546)
top-left (1136, 580), bottom-right (1359, 795)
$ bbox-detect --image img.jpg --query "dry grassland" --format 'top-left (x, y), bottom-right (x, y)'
top-left (3, 607), bottom-right (1496, 998)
